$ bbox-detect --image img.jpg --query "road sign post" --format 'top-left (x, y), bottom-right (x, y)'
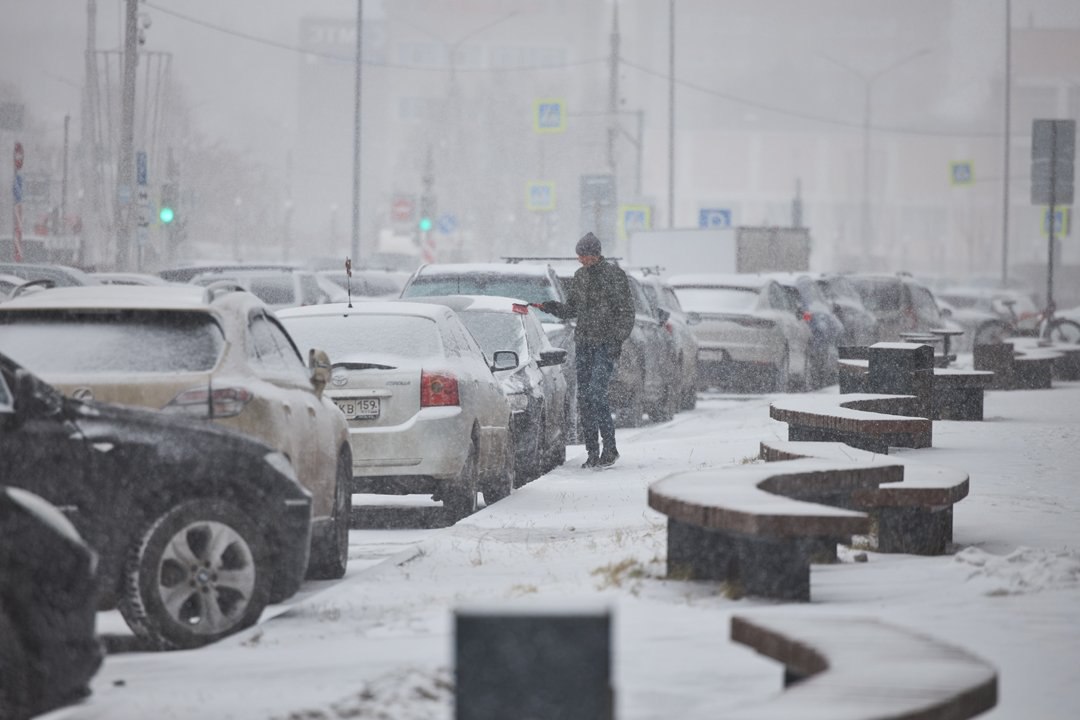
top-left (12, 142), bottom-right (24, 262)
top-left (1031, 119), bottom-right (1076, 324)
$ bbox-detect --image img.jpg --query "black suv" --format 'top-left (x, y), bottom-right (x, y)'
top-left (0, 352), bottom-right (313, 650)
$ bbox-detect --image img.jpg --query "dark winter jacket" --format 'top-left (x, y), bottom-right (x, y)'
top-left (544, 258), bottom-right (635, 347)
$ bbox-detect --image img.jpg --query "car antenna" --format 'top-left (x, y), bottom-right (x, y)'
top-left (345, 256), bottom-right (353, 309)
top-left (207, 375), bottom-right (214, 420)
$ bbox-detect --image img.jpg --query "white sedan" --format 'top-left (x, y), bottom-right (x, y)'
top-left (669, 273), bottom-right (812, 393)
top-left (277, 301), bottom-right (516, 517)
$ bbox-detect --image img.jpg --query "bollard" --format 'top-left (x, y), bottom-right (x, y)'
top-left (455, 604), bottom-right (613, 720)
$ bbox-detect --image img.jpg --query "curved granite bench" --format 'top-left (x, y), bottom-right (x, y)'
top-left (702, 614), bottom-right (999, 720)
top-left (760, 440), bottom-right (969, 554)
top-left (648, 459), bottom-right (904, 601)
top-left (769, 393), bottom-right (932, 454)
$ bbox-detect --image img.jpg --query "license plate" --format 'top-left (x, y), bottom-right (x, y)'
top-left (334, 397), bottom-right (380, 420)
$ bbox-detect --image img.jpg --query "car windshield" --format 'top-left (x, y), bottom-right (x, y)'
top-left (279, 314), bottom-right (443, 360)
top-left (0, 311), bottom-right (225, 373)
top-left (849, 278), bottom-right (901, 312)
top-left (457, 312), bottom-right (527, 359)
top-left (671, 287), bottom-right (759, 313)
top-left (403, 274), bottom-right (561, 323)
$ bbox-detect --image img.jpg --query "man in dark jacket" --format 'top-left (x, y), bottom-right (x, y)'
top-left (539, 232), bottom-right (635, 468)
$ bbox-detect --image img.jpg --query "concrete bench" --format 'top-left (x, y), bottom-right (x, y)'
top-left (932, 368), bottom-right (994, 421)
top-left (709, 614), bottom-right (998, 720)
top-left (769, 393), bottom-right (932, 454)
top-left (648, 459), bottom-right (900, 601)
top-left (974, 341), bottom-right (1060, 390)
top-left (1009, 336), bottom-right (1080, 382)
top-left (760, 440), bottom-right (969, 554)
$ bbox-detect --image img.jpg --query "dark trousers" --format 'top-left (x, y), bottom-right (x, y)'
top-left (576, 342), bottom-right (617, 455)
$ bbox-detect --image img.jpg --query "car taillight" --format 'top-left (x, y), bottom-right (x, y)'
top-left (165, 386), bottom-right (253, 418)
top-left (802, 312), bottom-right (812, 323)
top-left (664, 321), bottom-right (674, 334)
top-left (420, 371), bottom-right (459, 407)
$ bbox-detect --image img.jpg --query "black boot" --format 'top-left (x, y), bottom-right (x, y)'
top-left (598, 447), bottom-right (619, 467)
top-left (582, 452), bottom-right (600, 469)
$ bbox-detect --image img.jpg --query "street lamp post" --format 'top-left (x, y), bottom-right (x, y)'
top-left (820, 48), bottom-right (931, 268)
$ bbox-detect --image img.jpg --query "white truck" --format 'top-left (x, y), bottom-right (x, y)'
top-left (625, 226), bottom-right (811, 277)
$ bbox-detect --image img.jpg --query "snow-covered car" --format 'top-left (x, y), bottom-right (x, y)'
top-left (0, 262), bottom-right (98, 288)
top-left (768, 273), bottom-right (846, 388)
top-left (0, 485), bottom-right (102, 718)
top-left (277, 300), bottom-right (516, 517)
top-left (846, 273), bottom-right (963, 344)
top-left (189, 267), bottom-right (348, 311)
top-left (937, 286), bottom-right (1041, 340)
top-left (408, 295), bottom-right (570, 484)
top-left (669, 273), bottom-right (812, 393)
top-left (630, 270), bottom-right (701, 411)
top-left (400, 262), bottom-right (578, 439)
top-left (0, 284), bottom-right (352, 580)
top-left (0, 351), bottom-right (313, 650)
top-left (319, 268), bottom-right (410, 299)
top-left (815, 273), bottom-right (881, 346)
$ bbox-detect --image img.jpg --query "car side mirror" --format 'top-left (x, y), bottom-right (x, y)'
top-left (491, 350), bottom-right (519, 371)
top-left (687, 311), bottom-right (702, 325)
top-left (309, 348), bottom-right (332, 396)
top-left (940, 307), bottom-right (953, 318)
top-left (538, 348), bottom-right (568, 367)
top-left (656, 308), bottom-right (671, 324)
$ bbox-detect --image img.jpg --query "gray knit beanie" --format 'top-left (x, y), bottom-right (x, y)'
top-left (575, 232), bottom-right (602, 257)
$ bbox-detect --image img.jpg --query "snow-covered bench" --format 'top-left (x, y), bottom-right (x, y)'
top-left (648, 459), bottom-right (901, 601)
top-left (760, 440), bottom-right (969, 555)
top-left (711, 614), bottom-right (998, 720)
top-left (769, 394), bottom-right (932, 454)
top-left (974, 341), bottom-right (1060, 390)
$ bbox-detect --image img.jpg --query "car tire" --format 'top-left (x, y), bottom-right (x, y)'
top-left (307, 448), bottom-right (352, 581)
top-left (444, 441), bottom-right (479, 521)
top-left (119, 499), bottom-right (271, 650)
top-left (773, 352), bottom-right (791, 393)
top-left (648, 382), bottom-right (677, 423)
top-left (614, 366), bottom-right (646, 428)
top-left (680, 377), bottom-right (697, 410)
top-left (0, 605), bottom-right (32, 720)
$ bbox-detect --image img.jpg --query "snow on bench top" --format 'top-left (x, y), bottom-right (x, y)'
top-left (770, 393), bottom-right (928, 425)
top-left (699, 614), bottom-right (998, 720)
top-left (648, 459), bottom-right (881, 537)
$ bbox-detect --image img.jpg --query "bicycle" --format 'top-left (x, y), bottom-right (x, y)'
top-left (999, 299), bottom-right (1080, 344)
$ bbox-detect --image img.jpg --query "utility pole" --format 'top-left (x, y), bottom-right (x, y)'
top-left (115, 0), bottom-right (138, 270)
top-left (81, 0), bottom-right (101, 266)
top-left (607, 3), bottom-right (619, 173)
top-left (1001, 0), bottom-right (1012, 286)
top-left (668, 0), bottom-right (675, 228)
top-left (61, 114), bottom-right (69, 233)
top-left (351, 0), bottom-right (363, 266)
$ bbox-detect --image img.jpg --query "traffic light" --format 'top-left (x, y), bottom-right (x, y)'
top-left (159, 183), bottom-right (176, 225)
top-left (419, 193), bottom-right (436, 233)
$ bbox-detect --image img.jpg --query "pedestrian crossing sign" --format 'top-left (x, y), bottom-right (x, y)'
top-left (526, 181), bottom-right (556, 211)
top-left (534, 99), bottom-right (566, 133)
top-left (618, 204), bottom-right (651, 240)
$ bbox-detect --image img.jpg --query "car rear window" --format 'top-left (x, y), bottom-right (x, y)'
top-left (0, 310), bottom-right (225, 373)
top-left (403, 274), bottom-right (562, 323)
top-left (279, 314), bottom-right (443, 360)
top-left (850, 278), bottom-right (901, 312)
top-left (670, 287), bottom-right (759, 313)
top-left (457, 312), bottom-right (527, 359)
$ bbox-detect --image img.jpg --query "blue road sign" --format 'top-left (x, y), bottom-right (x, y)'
top-left (698, 208), bottom-right (732, 229)
top-left (534, 99), bottom-right (566, 133)
top-left (526, 181), bottom-right (556, 211)
top-left (136, 151), bottom-right (148, 186)
top-left (437, 213), bottom-right (457, 234)
top-left (1043, 208), bottom-right (1072, 237)
top-left (950, 161), bottom-right (974, 186)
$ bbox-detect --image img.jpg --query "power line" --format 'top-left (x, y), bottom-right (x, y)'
top-left (618, 56), bottom-right (1001, 140)
top-left (143, 2), bottom-right (606, 73)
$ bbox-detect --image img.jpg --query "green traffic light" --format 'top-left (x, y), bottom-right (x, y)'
top-left (419, 217), bottom-right (432, 232)
top-left (159, 206), bottom-right (175, 224)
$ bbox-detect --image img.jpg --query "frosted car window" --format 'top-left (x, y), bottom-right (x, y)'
top-left (266, 318), bottom-right (310, 382)
top-left (0, 311), bottom-right (225, 373)
top-left (458, 312), bottom-right (528, 359)
top-left (851, 278), bottom-right (901, 312)
top-left (403, 273), bottom-right (562, 323)
top-left (248, 276), bottom-right (296, 307)
top-left (279, 314), bottom-right (443, 360)
top-left (249, 315), bottom-right (290, 371)
top-left (672, 287), bottom-right (759, 313)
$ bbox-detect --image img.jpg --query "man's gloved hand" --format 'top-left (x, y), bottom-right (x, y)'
top-left (533, 301), bottom-right (559, 315)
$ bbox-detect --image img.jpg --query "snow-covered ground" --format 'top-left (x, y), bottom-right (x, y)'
top-left (46, 381), bottom-right (1080, 720)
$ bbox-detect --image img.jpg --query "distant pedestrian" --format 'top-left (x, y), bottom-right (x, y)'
top-left (538, 232), bottom-right (635, 468)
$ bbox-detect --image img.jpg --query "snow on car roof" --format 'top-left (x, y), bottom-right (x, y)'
top-left (667, 273), bottom-right (771, 289)
top-left (416, 262), bottom-right (553, 277)
top-left (0, 284), bottom-right (215, 310)
top-left (404, 294), bottom-right (531, 314)
top-left (275, 300), bottom-right (451, 321)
